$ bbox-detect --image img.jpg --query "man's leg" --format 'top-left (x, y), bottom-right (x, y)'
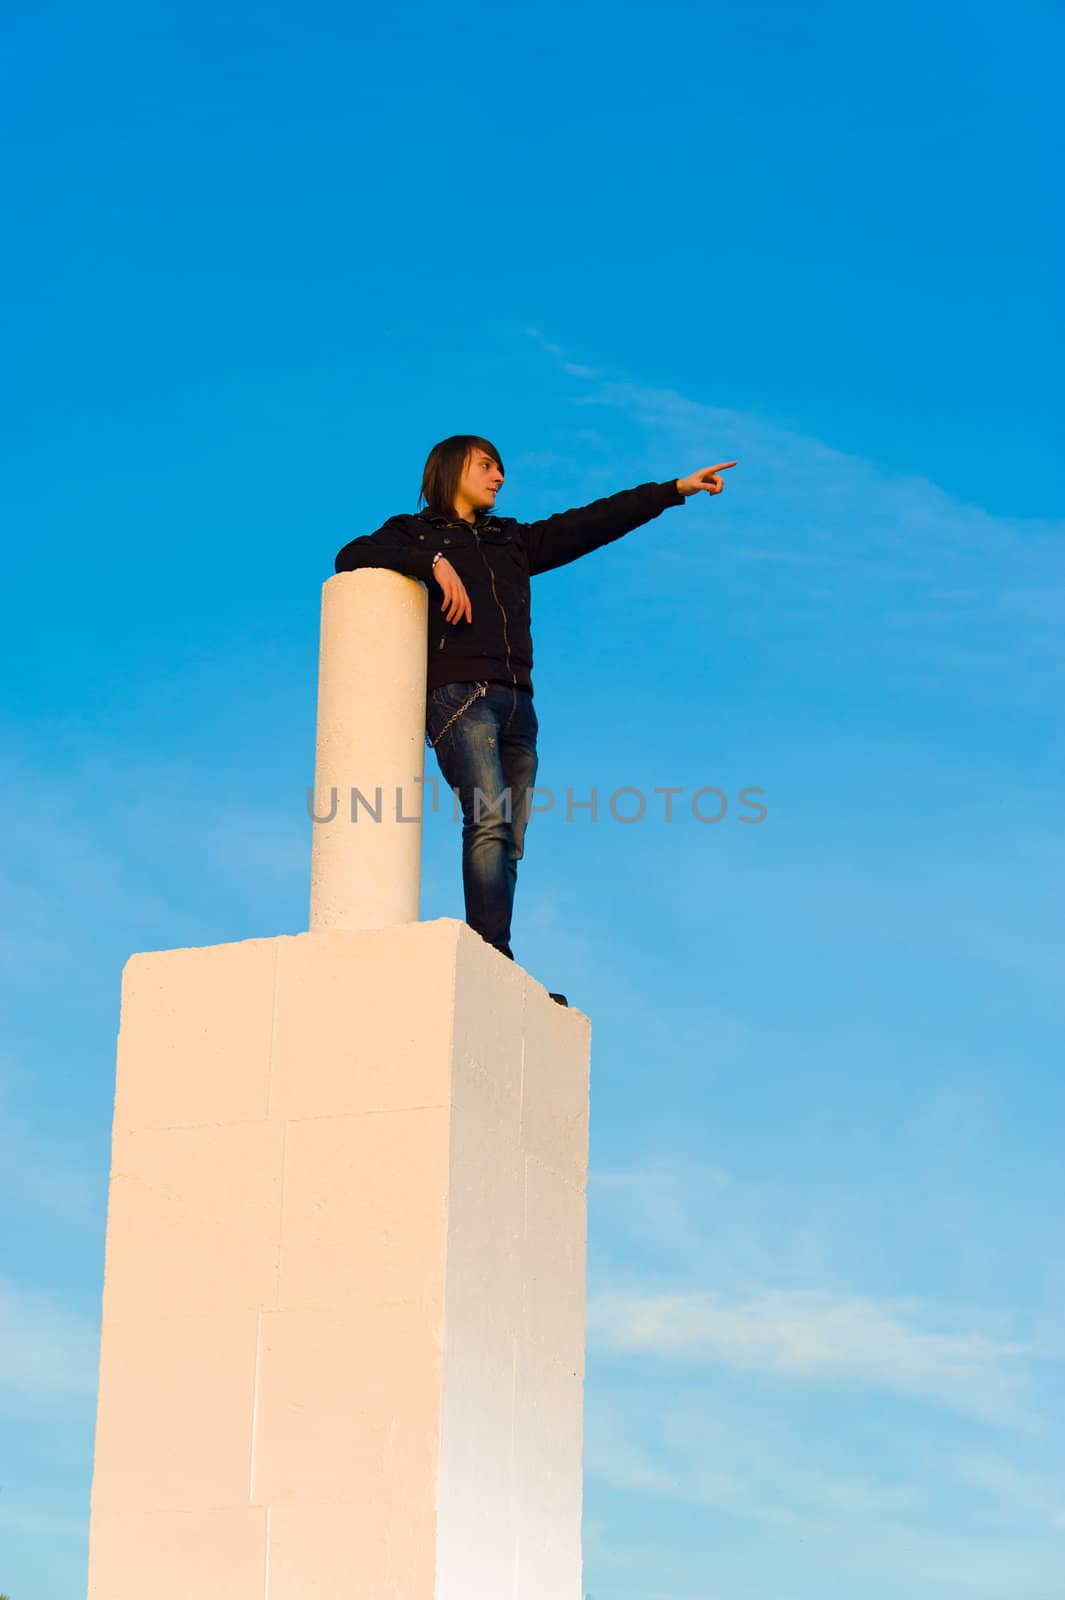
top-left (497, 687), bottom-right (539, 939)
top-left (496, 689), bottom-right (565, 1003)
top-left (427, 684), bottom-right (523, 958)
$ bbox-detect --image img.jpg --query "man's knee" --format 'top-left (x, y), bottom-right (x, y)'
top-left (473, 786), bottom-right (513, 825)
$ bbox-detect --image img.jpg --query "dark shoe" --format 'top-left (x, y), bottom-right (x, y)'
top-left (548, 992), bottom-right (569, 1007)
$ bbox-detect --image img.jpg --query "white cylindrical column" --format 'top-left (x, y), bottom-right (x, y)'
top-left (309, 569), bottom-right (428, 932)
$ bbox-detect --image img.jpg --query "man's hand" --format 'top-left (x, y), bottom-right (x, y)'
top-left (676, 462), bottom-right (738, 497)
top-left (433, 556), bottom-right (473, 624)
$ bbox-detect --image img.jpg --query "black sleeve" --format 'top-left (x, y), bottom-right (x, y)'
top-left (334, 515), bottom-right (439, 582)
top-left (517, 480), bottom-right (686, 577)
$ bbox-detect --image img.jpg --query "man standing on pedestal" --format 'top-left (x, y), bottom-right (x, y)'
top-left (334, 436), bottom-right (735, 994)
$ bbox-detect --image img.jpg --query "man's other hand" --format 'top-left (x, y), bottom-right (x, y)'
top-left (677, 462), bottom-right (738, 497)
top-left (434, 557), bottom-right (473, 624)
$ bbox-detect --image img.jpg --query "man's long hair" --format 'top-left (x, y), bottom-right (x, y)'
top-left (419, 435), bottom-right (504, 519)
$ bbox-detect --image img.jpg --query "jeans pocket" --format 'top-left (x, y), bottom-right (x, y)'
top-left (427, 681), bottom-right (483, 749)
top-left (431, 681), bottom-right (475, 710)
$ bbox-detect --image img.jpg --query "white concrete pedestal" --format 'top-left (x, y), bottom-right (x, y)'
top-left (87, 919), bottom-right (590, 1599)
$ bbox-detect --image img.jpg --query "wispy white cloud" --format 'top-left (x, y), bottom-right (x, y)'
top-left (590, 1157), bottom-right (743, 1277)
top-left (525, 326), bottom-right (602, 381)
top-left (524, 341), bottom-right (1065, 691)
top-left (952, 1451), bottom-right (1065, 1531)
top-left (588, 1285), bottom-right (1032, 1427)
top-left (584, 1391), bottom-right (1065, 1595)
top-left (585, 1390), bottom-right (916, 1527)
top-left (589, 1155), bottom-right (837, 1296)
top-left (587, 1152), bottom-right (1058, 1430)
top-left (583, 1149), bottom-right (1065, 1593)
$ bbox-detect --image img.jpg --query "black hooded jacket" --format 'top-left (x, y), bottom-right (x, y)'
top-left (333, 478), bottom-right (686, 696)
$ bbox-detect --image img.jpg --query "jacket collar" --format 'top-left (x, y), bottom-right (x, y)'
top-left (418, 507), bottom-right (497, 529)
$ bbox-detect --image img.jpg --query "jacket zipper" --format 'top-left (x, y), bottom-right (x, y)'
top-left (433, 519), bottom-right (517, 684)
top-left (472, 525), bottom-right (517, 686)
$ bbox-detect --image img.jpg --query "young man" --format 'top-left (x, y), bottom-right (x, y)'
top-left (334, 436), bottom-right (735, 997)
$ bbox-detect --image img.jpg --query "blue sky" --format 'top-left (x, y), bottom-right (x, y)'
top-left (1, 1), bottom-right (1062, 1595)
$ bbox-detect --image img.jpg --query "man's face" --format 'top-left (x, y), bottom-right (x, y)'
top-left (457, 448), bottom-right (504, 512)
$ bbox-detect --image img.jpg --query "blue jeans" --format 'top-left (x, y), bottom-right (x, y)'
top-left (426, 681), bottom-right (539, 959)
